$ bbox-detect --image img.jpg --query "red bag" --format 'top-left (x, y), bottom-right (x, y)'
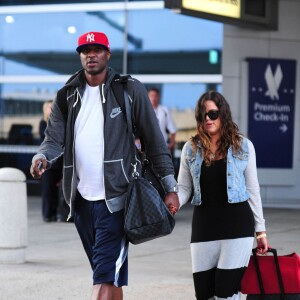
top-left (241, 248), bottom-right (300, 295)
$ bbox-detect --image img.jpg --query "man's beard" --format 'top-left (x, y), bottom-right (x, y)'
top-left (86, 65), bottom-right (106, 76)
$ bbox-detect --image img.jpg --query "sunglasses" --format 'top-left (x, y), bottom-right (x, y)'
top-left (202, 110), bottom-right (219, 121)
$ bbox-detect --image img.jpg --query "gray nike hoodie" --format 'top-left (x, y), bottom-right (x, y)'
top-left (32, 67), bottom-right (177, 218)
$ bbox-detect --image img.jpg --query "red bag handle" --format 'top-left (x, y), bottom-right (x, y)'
top-left (252, 247), bottom-right (285, 300)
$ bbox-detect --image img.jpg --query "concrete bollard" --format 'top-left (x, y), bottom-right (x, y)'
top-left (0, 167), bottom-right (27, 263)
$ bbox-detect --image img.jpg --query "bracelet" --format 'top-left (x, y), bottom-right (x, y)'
top-left (256, 233), bottom-right (267, 239)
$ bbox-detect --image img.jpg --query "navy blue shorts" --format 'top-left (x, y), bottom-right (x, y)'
top-left (74, 192), bottom-right (128, 287)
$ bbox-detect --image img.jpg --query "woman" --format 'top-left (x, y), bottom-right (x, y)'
top-left (39, 100), bottom-right (62, 222)
top-left (39, 100), bottom-right (52, 142)
top-left (177, 91), bottom-right (268, 300)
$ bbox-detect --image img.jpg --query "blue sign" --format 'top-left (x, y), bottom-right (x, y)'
top-left (247, 58), bottom-right (296, 168)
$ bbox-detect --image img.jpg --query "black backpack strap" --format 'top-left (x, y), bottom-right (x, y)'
top-left (56, 69), bottom-right (84, 121)
top-left (56, 88), bottom-right (68, 121)
top-left (111, 74), bottom-right (136, 132)
top-left (111, 74), bottom-right (130, 114)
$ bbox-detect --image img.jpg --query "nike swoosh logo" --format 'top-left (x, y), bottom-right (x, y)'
top-left (110, 110), bottom-right (122, 118)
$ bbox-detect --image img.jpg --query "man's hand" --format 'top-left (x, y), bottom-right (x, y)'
top-left (164, 192), bottom-right (179, 216)
top-left (30, 158), bottom-right (47, 179)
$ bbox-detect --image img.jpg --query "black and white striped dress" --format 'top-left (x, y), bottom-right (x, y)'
top-left (191, 158), bottom-right (255, 300)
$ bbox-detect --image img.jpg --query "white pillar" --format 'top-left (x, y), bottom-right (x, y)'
top-left (0, 167), bottom-right (27, 263)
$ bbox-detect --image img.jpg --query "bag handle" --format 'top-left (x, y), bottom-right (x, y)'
top-left (123, 86), bottom-right (139, 179)
top-left (251, 247), bottom-right (285, 300)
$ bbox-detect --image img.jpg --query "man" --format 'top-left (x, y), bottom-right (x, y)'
top-left (147, 88), bottom-right (177, 152)
top-left (30, 31), bottom-right (179, 300)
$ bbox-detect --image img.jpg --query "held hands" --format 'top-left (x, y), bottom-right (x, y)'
top-left (164, 192), bottom-right (180, 216)
top-left (30, 158), bottom-right (47, 179)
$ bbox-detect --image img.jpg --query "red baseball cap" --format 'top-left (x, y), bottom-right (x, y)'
top-left (76, 32), bottom-right (110, 53)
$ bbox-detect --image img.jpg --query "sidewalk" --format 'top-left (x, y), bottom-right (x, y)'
top-left (0, 196), bottom-right (299, 300)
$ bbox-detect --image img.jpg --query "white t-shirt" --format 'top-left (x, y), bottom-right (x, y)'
top-left (155, 105), bottom-right (177, 143)
top-left (74, 84), bottom-right (105, 200)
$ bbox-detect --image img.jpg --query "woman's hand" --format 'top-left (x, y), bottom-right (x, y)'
top-left (164, 192), bottom-right (179, 216)
top-left (255, 231), bottom-right (268, 254)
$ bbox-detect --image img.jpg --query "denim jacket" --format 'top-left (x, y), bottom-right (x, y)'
top-left (178, 137), bottom-right (266, 231)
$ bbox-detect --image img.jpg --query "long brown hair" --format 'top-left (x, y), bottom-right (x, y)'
top-left (42, 100), bottom-right (53, 122)
top-left (191, 91), bottom-right (242, 165)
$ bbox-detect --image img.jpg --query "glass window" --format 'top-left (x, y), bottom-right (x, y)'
top-left (0, 0), bottom-right (156, 5)
top-left (150, 83), bottom-right (222, 110)
top-left (0, 82), bottom-right (60, 144)
top-left (0, 3), bottom-right (223, 142)
top-left (126, 10), bottom-right (222, 74)
top-left (0, 8), bottom-right (222, 75)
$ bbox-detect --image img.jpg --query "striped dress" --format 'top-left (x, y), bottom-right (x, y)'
top-left (191, 158), bottom-right (255, 300)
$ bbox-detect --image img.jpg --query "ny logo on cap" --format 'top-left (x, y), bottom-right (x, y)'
top-left (86, 33), bottom-right (95, 43)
